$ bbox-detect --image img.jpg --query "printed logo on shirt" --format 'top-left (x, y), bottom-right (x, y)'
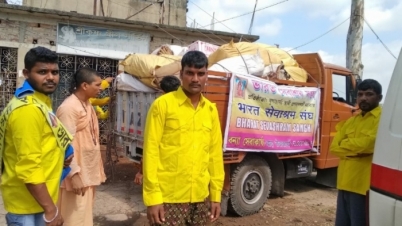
top-left (48, 112), bottom-right (59, 128)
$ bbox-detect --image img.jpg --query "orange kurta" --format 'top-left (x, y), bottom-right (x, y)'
top-left (57, 94), bottom-right (106, 188)
top-left (56, 94), bottom-right (106, 226)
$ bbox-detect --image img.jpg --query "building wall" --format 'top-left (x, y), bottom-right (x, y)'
top-left (0, 7), bottom-right (254, 143)
top-left (0, 10), bottom-right (231, 113)
top-left (23, 0), bottom-right (187, 27)
top-left (0, 12), bottom-right (229, 79)
top-left (0, 15), bottom-right (57, 87)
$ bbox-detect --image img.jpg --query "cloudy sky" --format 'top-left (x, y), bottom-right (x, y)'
top-left (8, 0), bottom-right (401, 98)
top-left (188, 0), bottom-right (401, 99)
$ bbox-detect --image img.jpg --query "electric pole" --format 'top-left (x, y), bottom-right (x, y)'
top-left (346, 0), bottom-right (364, 80)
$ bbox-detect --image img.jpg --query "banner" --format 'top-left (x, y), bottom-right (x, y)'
top-left (56, 23), bottom-right (150, 59)
top-left (223, 74), bottom-right (321, 153)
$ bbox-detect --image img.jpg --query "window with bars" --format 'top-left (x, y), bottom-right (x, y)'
top-left (0, 47), bottom-right (18, 112)
top-left (52, 54), bottom-right (119, 144)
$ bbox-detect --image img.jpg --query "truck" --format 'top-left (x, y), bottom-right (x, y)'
top-left (106, 52), bottom-right (359, 216)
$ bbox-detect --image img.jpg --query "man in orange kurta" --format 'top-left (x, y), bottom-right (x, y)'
top-left (56, 67), bottom-right (106, 226)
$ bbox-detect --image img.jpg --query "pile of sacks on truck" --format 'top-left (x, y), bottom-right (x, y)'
top-left (119, 40), bottom-right (309, 92)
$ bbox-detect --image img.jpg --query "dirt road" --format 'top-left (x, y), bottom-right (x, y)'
top-left (214, 178), bottom-right (337, 226)
top-left (130, 179), bottom-right (337, 226)
top-left (94, 155), bottom-right (337, 226)
top-left (0, 150), bottom-right (336, 226)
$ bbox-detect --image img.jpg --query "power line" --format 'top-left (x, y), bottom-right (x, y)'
top-left (186, 16), bottom-right (227, 45)
top-left (16, 2), bottom-right (242, 52)
top-left (188, 0), bottom-right (251, 42)
top-left (288, 17), bottom-right (350, 51)
top-left (126, 3), bottom-right (154, 20)
top-left (154, 25), bottom-right (188, 45)
top-left (159, 1), bottom-right (225, 44)
top-left (106, 0), bottom-right (228, 45)
top-left (363, 17), bottom-right (397, 60)
top-left (199, 0), bottom-right (289, 29)
top-left (104, 0), bottom-right (162, 17)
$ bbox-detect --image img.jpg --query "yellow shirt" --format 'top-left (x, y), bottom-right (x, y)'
top-left (330, 106), bottom-right (381, 195)
top-left (89, 80), bottom-right (110, 106)
top-left (143, 87), bottom-right (225, 206)
top-left (1, 92), bottom-right (64, 214)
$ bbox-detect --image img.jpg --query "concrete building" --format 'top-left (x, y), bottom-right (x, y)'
top-left (23, 0), bottom-right (188, 27)
top-left (0, 3), bottom-right (258, 143)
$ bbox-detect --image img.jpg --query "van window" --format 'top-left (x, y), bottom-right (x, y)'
top-left (332, 73), bottom-right (354, 106)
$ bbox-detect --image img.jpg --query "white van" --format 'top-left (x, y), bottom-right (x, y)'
top-left (369, 48), bottom-right (402, 226)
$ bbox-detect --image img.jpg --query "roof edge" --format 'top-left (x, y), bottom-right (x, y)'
top-left (0, 3), bottom-right (260, 42)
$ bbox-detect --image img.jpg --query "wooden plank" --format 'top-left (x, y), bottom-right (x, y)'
top-left (303, 67), bottom-right (319, 72)
top-left (204, 93), bottom-right (229, 101)
top-left (208, 71), bottom-right (230, 77)
top-left (216, 107), bottom-right (227, 115)
top-left (203, 85), bottom-right (230, 94)
top-left (215, 104), bottom-right (226, 110)
top-left (206, 79), bottom-right (230, 85)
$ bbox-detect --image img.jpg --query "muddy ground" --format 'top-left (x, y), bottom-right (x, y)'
top-left (93, 151), bottom-right (337, 226)
top-left (0, 148), bottom-right (336, 226)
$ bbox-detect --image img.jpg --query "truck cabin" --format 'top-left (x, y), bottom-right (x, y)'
top-left (325, 63), bottom-right (360, 107)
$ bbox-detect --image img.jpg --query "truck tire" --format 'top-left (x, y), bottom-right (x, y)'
top-left (229, 154), bottom-right (272, 216)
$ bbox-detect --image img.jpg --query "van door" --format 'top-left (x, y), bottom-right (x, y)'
top-left (369, 48), bottom-right (402, 226)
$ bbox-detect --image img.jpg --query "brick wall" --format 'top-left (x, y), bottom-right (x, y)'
top-left (0, 12), bottom-right (240, 71)
top-left (0, 20), bottom-right (19, 43)
top-left (24, 0), bottom-right (188, 27)
top-left (0, 10), bottom-right (242, 144)
top-left (0, 18), bottom-right (220, 56)
top-left (0, 19), bottom-right (56, 46)
top-left (24, 22), bottom-right (57, 45)
top-left (0, 14), bottom-right (233, 88)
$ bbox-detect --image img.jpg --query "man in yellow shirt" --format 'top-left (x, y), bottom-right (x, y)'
top-left (89, 77), bottom-right (114, 120)
top-left (143, 51), bottom-right (224, 226)
top-left (134, 75), bottom-right (181, 185)
top-left (0, 47), bottom-right (68, 226)
top-left (330, 79), bottom-right (382, 226)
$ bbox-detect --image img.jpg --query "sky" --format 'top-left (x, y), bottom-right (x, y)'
top-left (187, 0), bottom-right (402, 99)
top-left (7, 0), bottom-right (401, 99)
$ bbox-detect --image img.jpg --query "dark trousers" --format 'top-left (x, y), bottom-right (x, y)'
top-left (335, 190), bottom-right (367, 226)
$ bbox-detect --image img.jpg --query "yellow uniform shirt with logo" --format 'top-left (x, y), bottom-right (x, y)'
top-left (143, 87), bottom-right (225, 206)
top-left (1, 91), bottom-right (64, 214)
top-left (330, 106), bottom-right (381, 195)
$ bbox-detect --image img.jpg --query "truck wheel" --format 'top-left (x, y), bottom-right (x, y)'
top-left (229, 154), bottom-right (272, 216)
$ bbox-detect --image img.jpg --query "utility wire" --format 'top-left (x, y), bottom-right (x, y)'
top-left (158, 0), bottom-right (238, 45)
top-left (187, 16), bottom-right (227, 45)
top-left (105, 0), bottom-right (230, 45)
top-left (104, 0), bottom-right (167, 17)
top-left (188, 0), bottom-right (251, 42)
top-left (363, 17), bottom-right (397, 60)
top-left (199, 0), bottom-right (289, 29)
top-left (288, 17), bottom-right (350, 51)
